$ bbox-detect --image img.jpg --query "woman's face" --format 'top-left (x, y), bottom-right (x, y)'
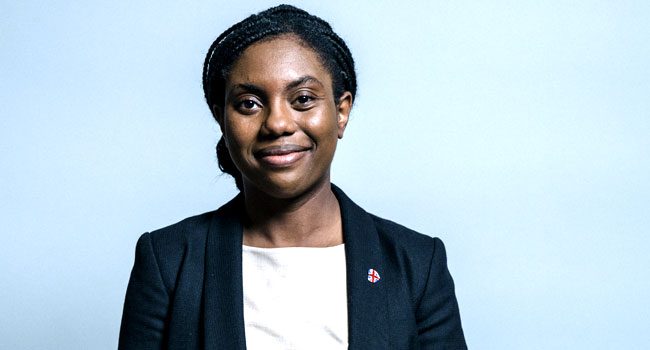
top-left (217, 35), bottom-right (352, 198)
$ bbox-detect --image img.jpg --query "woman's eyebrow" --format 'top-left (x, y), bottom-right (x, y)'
top-left (227, 76), bottom-right (323, 98)
top-left (285, 75), bottom-right (323, 91)
top-left (228, 83), bottom-right (266, 98)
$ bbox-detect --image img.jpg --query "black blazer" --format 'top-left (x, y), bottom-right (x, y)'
top-left (119, 185), bottom-right (467, 349)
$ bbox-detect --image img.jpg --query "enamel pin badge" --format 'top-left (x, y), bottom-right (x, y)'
top-left (367, 268), bottom-right (381, 283)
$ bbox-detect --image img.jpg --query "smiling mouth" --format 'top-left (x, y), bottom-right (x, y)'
top-left (254, 144), bottom-right (312, 167)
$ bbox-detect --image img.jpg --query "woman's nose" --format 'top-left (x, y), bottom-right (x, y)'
top-left (261, 102), bottom-right (297, 137)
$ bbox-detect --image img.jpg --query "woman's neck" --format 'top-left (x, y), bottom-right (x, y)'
top-left (241, 181), bottom-right (343, 248)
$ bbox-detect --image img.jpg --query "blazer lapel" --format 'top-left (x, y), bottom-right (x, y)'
top-left (333, 185), bottom-right (390, 349)
top-left (203, 194), bottom-right (247, 350)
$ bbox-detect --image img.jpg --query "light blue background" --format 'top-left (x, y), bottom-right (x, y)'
top-left (2, 1), bottom-right (649, 349)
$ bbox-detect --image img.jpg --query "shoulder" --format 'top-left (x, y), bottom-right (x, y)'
top-left (333, 185), bottom-right (447, 302)
top-left (361, 209), bottom-right (465, 346)
top-left (333, 184), bottom-right (441, 259)
top-left (368, 212), bottom-right (447, 297)
top-left (131, 211), bottom-right (214, 290)
top-left (145, 193), bottom-right (242, 253)
top-left (333, 183), bottom-right (443, 257)
top-left (369, 211), bottom-right (445, 272)
top-left (133, 195), bottom-right (242, 291)
top-left (369, 212), bottom-right (440, 252)
top-left (137, 210), bottom-right (215, 269)
top-left (140, 193), bottom-right (242, 278)
top-left (146, 210), bottom-right (214, 249)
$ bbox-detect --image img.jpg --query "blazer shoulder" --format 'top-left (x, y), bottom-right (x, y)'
top-left (367, 213), bottom-right (451, 306)
top-left (368, 213), bottom-right (439, 252)
top-left (135, 210), bottom-right (215, 291)
top-left (147, 210), bottom-right (215, 248)
top-left (366, 212), bottom-right (467, 349)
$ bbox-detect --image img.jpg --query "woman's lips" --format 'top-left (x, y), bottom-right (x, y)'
top-left (254, 144), bottom-right (311, 167)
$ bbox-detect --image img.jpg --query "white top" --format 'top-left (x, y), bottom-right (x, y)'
top-left (242, 244), bottom-right (348, 350)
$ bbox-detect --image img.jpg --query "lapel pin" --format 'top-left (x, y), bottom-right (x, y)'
top-left (367, 268), bottom-right (381, 283)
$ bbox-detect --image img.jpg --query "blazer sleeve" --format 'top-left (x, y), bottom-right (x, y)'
top-left (416, 237), bottom-right (467, 349)
top-left (118, 232), bottom-right (169, 350)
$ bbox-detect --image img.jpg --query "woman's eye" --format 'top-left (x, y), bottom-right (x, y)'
top-left (293, 95), bottom-right (316, 109)
top-left (235, 98), bottom-right (261, 113)
top-left (296, 95), bottom-right (312, 104)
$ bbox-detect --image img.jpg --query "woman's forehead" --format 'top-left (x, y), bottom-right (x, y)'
top-left (227, 35), bottom-right (333, 90)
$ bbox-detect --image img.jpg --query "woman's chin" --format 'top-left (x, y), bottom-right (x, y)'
top-left (243, 175), bottom-right (329, 200)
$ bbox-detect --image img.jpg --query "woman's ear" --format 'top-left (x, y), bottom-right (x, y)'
top-left (336, 92), bottom-right (353, 139)
top-left (212, 105), bottom-right (224, 132)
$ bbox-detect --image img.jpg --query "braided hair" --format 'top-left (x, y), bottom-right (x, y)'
top-left (202, 4), bottom-right (357, 190)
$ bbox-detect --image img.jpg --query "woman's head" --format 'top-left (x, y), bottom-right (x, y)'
top-left (202, 4), bottom-right (356, 191)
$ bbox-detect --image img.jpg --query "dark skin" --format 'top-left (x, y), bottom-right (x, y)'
top-left (213, 35), bottom-right (353, 248)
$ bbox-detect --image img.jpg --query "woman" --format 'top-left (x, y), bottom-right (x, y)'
top-left (119, 4), bottom-right (466, 349)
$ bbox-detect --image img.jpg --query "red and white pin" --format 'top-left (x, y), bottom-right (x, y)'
top-left (367, 268), bottom-right (381, 283)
